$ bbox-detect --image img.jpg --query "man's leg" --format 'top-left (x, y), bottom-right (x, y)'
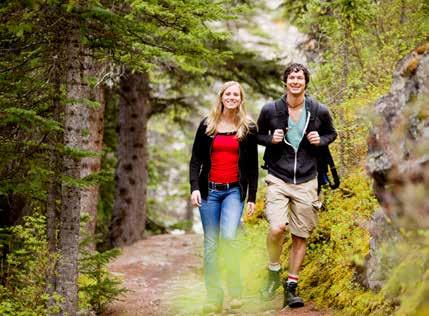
top-left (283, 234), bottom-right (306, 308)
top-left (289, 234), bottom-right (306, 275)
top-left (261, 175), bottom-right (290, 301)
top-left (267, 224), bottom-right (286, 265)
top-left (260, 224), bottom-right (287, 300)
top-left (281, 234), bottom-right (306, 306)
top-left (283, 178), bottom-right (319, 308)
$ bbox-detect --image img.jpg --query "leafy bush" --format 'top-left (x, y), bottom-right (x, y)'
top-left (79, 248), bottom-right (126, 314)
top-left (296, 170), bottom-right (394, 315)
top-left (380, 230), bottom-right (429, 315)
top-left (79, 214), bottom-right (127, 314)
top-left (0, 213), bottom-right (126, 315)
top-left (0, 214), bottom-right (59, 315)
top-left (246, 170), bottom-right (394, 315)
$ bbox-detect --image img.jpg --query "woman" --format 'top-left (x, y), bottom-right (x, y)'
top-left (189, 81), bottom-right (258, 313)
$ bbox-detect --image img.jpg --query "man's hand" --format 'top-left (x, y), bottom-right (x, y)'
top-left (191, 190), bottom-right (201, 207)
top-left (246, 202), bottom-right (256, 217)
top-left (307, 131), bottom-right (321, 145)
top-left (272, 129), bottom-right (284, 144)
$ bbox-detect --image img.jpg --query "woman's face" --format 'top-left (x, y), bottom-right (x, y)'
top-left (221, 85), bottom-right (241, 111)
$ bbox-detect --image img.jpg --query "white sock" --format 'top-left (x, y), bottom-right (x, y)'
top-left (287, 273), bottom-right (299, 284)
top-left (268, 262), bottom-right (281, 272)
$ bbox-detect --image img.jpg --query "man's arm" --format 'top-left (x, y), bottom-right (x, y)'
top-left (256, 104), bottom-right (274, 146)
top-left (246, 125), bottom-right (259, 203)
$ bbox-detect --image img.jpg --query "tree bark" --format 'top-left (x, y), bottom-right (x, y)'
top-left (80, 60), bottom-right (106, 243)
top-left (46, 75), bottom-right (62, 306)
top-left (110, 70), bottom-right (150, 247)
top-left (55, 31), bottom-right (85, 316)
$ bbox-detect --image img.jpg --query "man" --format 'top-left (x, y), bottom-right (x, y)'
top-left (256, 63), bottom-right (337, 308)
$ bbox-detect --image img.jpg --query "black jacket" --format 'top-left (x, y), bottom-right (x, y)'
top-left (257, 95), bottom-right (337, 184)
top-left (189, 118), bottom-right (258, 202)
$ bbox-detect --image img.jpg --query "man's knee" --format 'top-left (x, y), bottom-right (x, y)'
top-left (269, 224), bottom-right (286, 240)
top-left (291, 233), bottom-right (307, 244)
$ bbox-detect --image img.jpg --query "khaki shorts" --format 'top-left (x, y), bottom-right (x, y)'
top-left (264, 174), bottom-right (322, 239)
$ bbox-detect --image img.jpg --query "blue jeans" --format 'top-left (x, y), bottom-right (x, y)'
top-left (199, 186), bottom-right (244, 303)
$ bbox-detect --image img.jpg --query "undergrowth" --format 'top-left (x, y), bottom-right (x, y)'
top-left (245, 169), bottom-right (429, 315)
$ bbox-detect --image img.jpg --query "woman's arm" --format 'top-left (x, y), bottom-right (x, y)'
top-left (189, 119), bottom-right (206, 194)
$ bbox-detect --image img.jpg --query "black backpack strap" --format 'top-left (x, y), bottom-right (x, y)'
top-left (261, 98), bottom-right (286, 170)
top-left (323, 146), bottom-right (340, 189)
top-left (274, 97), bottom-right (287, 130)
top-left (310, 98), bottom-right (340, 192)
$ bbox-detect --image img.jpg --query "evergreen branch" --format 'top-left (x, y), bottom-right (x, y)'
top-left (148, 96), bottom-right (192, 118)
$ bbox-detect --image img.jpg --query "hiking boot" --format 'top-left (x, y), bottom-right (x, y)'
top-left (260, 269), bottom-right (281, 301)
top-left (283, 282), bottom-right (304, 308)
top-left (230, 297), bottom-right (243, 309)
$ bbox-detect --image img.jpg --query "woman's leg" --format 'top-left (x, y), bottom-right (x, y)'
top-left (219, 187), bottom-right (244, 299)
top-left (199, 189), bottom-right (223, 304)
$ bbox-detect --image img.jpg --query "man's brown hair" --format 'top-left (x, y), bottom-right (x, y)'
top-left (282, 63), bottom-right (310, 87)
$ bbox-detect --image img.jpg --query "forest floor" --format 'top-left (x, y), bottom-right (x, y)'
top-left (103, 233), bottom-right (331, 316)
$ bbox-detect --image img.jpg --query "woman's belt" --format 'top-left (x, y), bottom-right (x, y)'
top-left (208, 181), bottom-right (239, 190)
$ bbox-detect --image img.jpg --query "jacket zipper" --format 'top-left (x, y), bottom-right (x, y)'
top-left (283, 110), bottom-right (311, 184)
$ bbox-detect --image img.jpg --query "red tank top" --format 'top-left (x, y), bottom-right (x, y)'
top-left (209, 133), bottom-right (239, 183)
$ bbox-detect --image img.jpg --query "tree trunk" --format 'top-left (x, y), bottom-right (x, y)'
top-left (80, 60), bottom-right (106, 243)
top-left (46, 75), bottom-right (62, 306)
top-left (110, 70), bottom-right (150, 247)
top-left (55, 31), bottom-right (85, 316)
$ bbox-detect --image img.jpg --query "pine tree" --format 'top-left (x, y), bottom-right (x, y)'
top-left (1, 0), bottom-right (279, 313)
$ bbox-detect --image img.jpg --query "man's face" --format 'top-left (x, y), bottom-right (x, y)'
top-left (286, 70), bottom-right (306, 96)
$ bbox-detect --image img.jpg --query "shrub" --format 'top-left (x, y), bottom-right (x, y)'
top-left (0, 214), bottom-right (59, 315)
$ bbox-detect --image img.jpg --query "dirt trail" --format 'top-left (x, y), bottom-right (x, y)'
top-left (103, 233), bottom-right (330, 316)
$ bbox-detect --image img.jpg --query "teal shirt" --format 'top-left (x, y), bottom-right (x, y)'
top-left (286, 109), bottom-right (307, 151)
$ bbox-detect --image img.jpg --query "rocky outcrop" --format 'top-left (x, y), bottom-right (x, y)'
top-left (367, 42), bottom-right (429, 227)
top-left (364, 42), bottom-right (429, 290)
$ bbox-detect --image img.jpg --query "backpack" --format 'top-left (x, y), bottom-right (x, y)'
top-left (270, 97), bottom-right (340, 194)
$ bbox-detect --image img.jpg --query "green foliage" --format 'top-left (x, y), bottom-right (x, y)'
top-left (79, 215), bottom-right (127, 314)
top-left (295, 170), bottom-right (394, 315)
top-left (0, 214), bottom-right (60, 315)
top-left (78, 247), bottom-right (126, 314)
top-left (278, 1), bottom-right (429, 313)
top-left (380, 231), bottom-right (429, 315)
top-left (0, 0), bottom-right (284, 314)
top-left (238, 220), bottom-right (270, 295)
top-left (0, 212), bottom-right (125, 315)
top-left (168, 220), bottom-right (193, 232)
top-left (147, 114), bottom-right (193, 227)
top-left (249, 170), bottom-right (429, 315)
top-left (282, 0), bottom-right (428, 176)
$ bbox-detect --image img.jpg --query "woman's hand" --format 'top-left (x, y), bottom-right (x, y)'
top-left (246, 202), bottom-right (256, 217)
top-left (191, 190), bottom-right (201, 207)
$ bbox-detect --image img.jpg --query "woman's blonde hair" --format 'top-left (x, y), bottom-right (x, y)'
top-left (205, 81), bottom-right (254, 140)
